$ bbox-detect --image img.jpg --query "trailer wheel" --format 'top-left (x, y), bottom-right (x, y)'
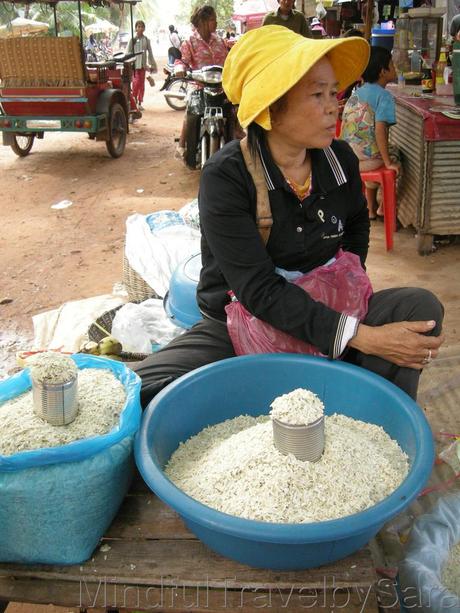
top-left (11, 134), bottom-right (34, 157)
top-left (106, 103), bottom-right (127, 158)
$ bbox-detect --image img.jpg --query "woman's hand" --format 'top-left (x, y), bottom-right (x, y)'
top-left (385, 161), bottom-right (401, 177)
top-left (348, 320), bottom-right (444, 369)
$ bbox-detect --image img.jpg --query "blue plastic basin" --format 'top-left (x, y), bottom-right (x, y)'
top-left (164, 252), bottom-right (202, 329)
top-left (135, 354), bottom-right (434, 570)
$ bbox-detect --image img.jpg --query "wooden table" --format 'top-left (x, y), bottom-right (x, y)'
top-left (0, 474), bottom-right (382, 613)
top-left (388, 85), bottom-right (460, 254)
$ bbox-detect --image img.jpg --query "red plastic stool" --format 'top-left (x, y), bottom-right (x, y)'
top-left (360, 167), bottom-right (397, 251)
top-left (335, 119), bottom-right (342, 138)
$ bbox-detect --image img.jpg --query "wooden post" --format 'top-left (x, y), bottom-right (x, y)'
top-left (364, 0), bottom-right (373, 41)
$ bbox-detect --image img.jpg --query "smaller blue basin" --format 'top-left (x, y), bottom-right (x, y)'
top-left (164, 253), bottom-right (202, 329)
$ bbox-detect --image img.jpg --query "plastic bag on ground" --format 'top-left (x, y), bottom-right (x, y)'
top-left (399, 494), bottom-right (460, 612)
top-left (225, 250), bottom-right (373, 356)
top-left (124, 213), bottom-right (200, 299)
top-left (111, 299), bottom-right (184, 354)
top-left (0, 354), bottom-right (142, 564)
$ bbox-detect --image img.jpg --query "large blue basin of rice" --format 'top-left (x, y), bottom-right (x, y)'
top-left (135, 354), bottom-right (434, 570)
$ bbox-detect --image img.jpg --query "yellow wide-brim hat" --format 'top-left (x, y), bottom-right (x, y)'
top-left (222, 25), bottom-right (370, 129)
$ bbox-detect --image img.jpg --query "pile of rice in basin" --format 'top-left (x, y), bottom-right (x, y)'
top-left (165, 388), bottom-right (409, 523)
top-left (0, 352), bottom-right (126, 455)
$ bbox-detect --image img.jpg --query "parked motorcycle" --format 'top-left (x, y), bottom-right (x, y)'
top-left (182, 65), bottom-right (234, 170)
top-left (161, 64), bottom-right (189, 111)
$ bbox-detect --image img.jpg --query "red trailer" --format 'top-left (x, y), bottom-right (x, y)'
top-left (232, 0), bottom-right (279, 33)
top-left (0, 0), bottom-right (141, 158)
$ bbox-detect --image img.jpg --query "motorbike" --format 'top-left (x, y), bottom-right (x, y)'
top-left (182, 65), bottom-right (234, 170)
top-left (160, 63), bottom-right (189, 111)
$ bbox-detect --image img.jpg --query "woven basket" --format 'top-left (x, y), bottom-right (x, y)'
top-left (87, 304), bottom-right (149, 362)
top-left (122, 254), bottom-right (160, 303)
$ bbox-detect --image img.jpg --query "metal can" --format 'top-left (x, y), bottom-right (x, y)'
top-left (272, 415), bottom-right (325, 462)
top-left (32, 375), bottom-right (78, 426)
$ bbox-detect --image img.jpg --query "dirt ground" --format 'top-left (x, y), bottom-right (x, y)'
top-left (1, 62), bottom-right (460, 612)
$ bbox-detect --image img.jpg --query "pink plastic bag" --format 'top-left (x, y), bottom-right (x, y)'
top-left (225, 250), bottom-right (373, 357)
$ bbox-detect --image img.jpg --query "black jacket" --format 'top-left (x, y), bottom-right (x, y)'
top-left (197, 137), bottom-right (370, 358)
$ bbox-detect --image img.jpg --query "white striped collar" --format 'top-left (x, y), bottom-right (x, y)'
top-left (257, 140), bottom-right (349, 193)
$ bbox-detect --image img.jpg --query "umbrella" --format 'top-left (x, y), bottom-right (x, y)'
top-left (0, 17), bottom-right (49, 38)
top-left (84, 19), bottom-right (119, 36)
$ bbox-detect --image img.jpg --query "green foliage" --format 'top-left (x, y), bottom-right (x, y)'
top-left (177, 0), bottom-right (234, 28)
top-left (0, 0), bottom-right (159, 38)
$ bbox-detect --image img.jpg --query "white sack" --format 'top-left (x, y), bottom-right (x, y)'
top-left (124, 213), bottom-right (200, 299)
top-left (399, 494), bottom-right (460, 612)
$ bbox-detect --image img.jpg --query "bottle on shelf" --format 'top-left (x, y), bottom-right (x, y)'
top-left (435, 47), bottom-right (448, 94)
top-left (421, 57), bottom-right (434, 93)
top-left (410, 47), bottom-right (421, 73)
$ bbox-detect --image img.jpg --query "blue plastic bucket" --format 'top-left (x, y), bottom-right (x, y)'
top-left (135, 354), bottom-right (434, 570)
top-left (371, 28), bottom-right (395, 51)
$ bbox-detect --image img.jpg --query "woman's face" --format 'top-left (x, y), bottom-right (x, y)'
top-left (197, 13), bottom-right (217, 39)
top-left (269, 57), bottom-right (339, 150)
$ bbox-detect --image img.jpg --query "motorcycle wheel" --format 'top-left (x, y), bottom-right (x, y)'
top-left (165, 78), bottom-right (188, 111)
top-left (209, 133), bottom-right (220, 158)
top-left (106, 102), bottom-right (127, 159)
top-left (11, 133), bottom-right (34, 157)
top-left (184, 113), bottom-right (200, 170)
top-left (200, 134), bottom-right (208, 168)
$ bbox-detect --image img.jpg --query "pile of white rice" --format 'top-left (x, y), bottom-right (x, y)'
top-left (270, 388), bottom-right (324, 425)
top-left (165, 413), bottom-right (409, 523)
top-left (28, 352), bottom-right (78, 384)
top-left (0, 368), bottom-right (126, 456)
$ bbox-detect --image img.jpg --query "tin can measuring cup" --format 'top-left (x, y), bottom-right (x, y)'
top-left (272, 415), bottom-right (325, 462)
top-left (32, 374), bottom-right (78, 426)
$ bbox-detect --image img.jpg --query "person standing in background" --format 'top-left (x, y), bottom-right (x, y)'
top-left (450, 13), bottom-right (460, 41)
top-left (263, 0), bottom-right (311, 37)
top-left (168, 24), bottom-right (182, 63)
top-left (128, 20), bottom-right (157, 111)
top-left (310, 17), bottom-right (327, 37)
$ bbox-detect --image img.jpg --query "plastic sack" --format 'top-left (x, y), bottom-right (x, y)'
top-left (111, 299), bottom-right (184, 354)
top-left (145, 210), bottom-right (185, 232)
top-left (125, 213), bottom-right (200, 299)
top-left (398, 494), bottom-right (460, 612)
top-left (225, 250), bottom-right (372, 356)
top-left (179, 198), bottom-right (200, 231)
top-left (0, 354), bottom-right (142, 564)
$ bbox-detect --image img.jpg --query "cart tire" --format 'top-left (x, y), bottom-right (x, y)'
top-left (11, 134), bottom-right (34, 157)
top-left (417, 233), bottom-right (434, 256)
top-left (184, 113), bottom-right (200, 170)
top-left (106, 102), bottom-right (127, 158)
top-left (165, 78), bottom-right (189, 111)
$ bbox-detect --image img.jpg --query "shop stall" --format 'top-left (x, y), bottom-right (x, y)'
top-left (389, 86), bottom-right (460, 254)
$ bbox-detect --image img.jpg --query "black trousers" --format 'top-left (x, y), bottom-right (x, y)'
top-left (135, 287), bottom-right (444, 407)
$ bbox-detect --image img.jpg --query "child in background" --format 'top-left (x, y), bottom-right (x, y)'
top-left (341, 45), bottom-right (400, 219)
top-left (127, 21), bottom-right (157, 111)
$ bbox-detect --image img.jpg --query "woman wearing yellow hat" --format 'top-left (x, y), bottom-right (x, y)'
top-left (135, 26), bottom-right (443, 406)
